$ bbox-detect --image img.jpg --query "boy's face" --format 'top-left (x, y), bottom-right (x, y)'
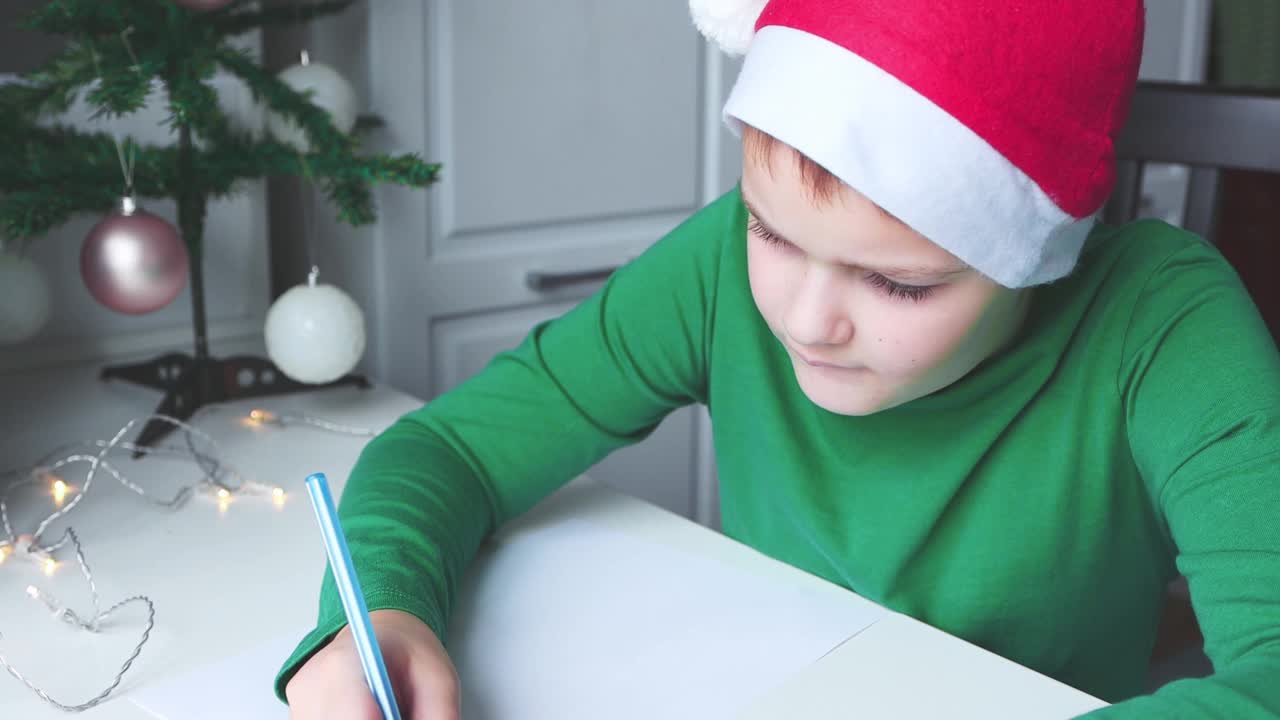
top-left (741, 147), bottom-right (1030, 416)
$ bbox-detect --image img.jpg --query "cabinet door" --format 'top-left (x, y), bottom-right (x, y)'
top-left (342, 0), bottom-right (730, 518)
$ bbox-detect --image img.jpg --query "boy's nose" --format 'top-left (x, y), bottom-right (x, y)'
top-left (783, 267), bottom-right (854, 348)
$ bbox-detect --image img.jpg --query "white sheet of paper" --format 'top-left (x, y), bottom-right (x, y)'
top-left (129, 516), bottom-right (885, 720)
top-left (129, 631), bottom-right (297, 720)
top-left (448, 517), bottom-right (886, 720)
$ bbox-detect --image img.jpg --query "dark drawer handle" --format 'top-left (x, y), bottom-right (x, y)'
top-left (526, 266), bottom-right (620, 292)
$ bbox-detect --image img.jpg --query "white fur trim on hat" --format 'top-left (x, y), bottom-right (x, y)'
top-left (724, 26), bottom-right (1095, 288)
top-left (689, 0), bottom-right (768, 56)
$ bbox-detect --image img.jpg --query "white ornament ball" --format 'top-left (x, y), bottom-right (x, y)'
top-left (266, 58), bottom-right (358, 152)
top-left (689, 0), bottom-right (769, 56)
top-left (0, 253), bottom-right (53, 346)
top-left (264, 280), bottom-right (366, 384)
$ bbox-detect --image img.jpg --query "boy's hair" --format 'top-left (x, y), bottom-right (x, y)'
top-left (741, 124), bottom-right (843, 205)
top-left (742, 124), bottom-right (905, 228)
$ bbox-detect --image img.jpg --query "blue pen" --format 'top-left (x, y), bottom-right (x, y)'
top-left (304, 472), bottom-right (403, 720)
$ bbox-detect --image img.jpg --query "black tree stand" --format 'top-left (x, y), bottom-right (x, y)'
top-left (100, 125), bottom-right (368, 457)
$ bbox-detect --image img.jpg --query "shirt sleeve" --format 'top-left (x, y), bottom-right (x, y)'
top-left (1084, 231), bottom-right (1280, 718)
top-left (273, 189), bottom-right (742, 701)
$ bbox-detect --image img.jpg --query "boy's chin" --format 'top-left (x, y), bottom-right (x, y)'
top-left (793, 368), bottom-right (901, 417)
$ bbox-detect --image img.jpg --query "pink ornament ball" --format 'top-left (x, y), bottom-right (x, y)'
top-left (80, 199), bottom-right (189, 315)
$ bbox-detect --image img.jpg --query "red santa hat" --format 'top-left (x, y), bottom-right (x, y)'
top-left (691, 0), bottom-right (1145, 287)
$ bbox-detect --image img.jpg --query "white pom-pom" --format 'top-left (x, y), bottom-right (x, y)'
top-left (689, 0), bottom-right (769, 56)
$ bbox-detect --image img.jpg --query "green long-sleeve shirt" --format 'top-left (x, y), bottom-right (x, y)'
top-left (277, 188), bottom-right (1280, 717)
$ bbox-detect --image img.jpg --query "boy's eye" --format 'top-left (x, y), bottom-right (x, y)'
top-left (865, 272), bottom-right (936, 302)
top-left (747, 218), bottom-right (795, 251)
top-left (749, 216), bottom-right (938, 302)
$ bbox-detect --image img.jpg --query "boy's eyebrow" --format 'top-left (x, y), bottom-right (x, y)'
top-left (740, 193), bottom-right (969, 280)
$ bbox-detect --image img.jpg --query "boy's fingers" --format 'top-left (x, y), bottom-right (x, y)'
top-left (404, 663), bottom-right (462, 720)
top-left (285, 644), bottom-right (384, 720)
top-left (287, 612), bottom-right (460, 719)
top-left (288, 683), bottom-right (381, 720)
top-left (409, 697), bottom-right (461, 720)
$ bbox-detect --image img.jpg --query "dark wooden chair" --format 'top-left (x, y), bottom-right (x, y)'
top-left (1104, 81), bottom-right (1280, 238)
top-left (1103, 81), bottom-right (1280, 689)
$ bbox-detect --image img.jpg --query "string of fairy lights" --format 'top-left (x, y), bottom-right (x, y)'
top-left (0, 407), bottom-right (377, 713)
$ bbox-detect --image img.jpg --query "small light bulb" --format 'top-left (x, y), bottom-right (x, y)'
top-left (244, 409), bottom-right (275, 429)
top-left (0, 546), bottom-right (10, 564)
top-left (52, 479), bottom-right (69, 506)
top-left (216, 488), bottom-right (231, 500)
top-left (272, 487), bottom-right (287, 508)
top-left (43, 559), bottom-right (57, 576)
top-left (26, 585), bottom-right (39, 599)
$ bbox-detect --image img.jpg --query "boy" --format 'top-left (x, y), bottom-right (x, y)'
top-left (280, 1), bottom-right (1280, 718)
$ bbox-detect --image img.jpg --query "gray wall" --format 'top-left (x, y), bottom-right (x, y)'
top-left (0, 1), bottom-right (63, 74)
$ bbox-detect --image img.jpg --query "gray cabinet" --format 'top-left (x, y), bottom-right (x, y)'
top-left (304, 1), bottom-right (742, 521)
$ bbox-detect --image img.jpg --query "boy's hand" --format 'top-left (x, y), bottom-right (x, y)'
top-left (286, 609), bottom-right (461, 720)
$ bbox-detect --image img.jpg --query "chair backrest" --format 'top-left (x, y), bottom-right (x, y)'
top-left (1103, 81), bottom-right (1280, 241)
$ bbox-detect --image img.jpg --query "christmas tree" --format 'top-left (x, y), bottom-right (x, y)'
top-left (0, 0), bottom-right (439, 452)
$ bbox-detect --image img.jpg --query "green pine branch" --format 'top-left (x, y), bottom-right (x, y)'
top-left (2, 0), bottom-right (441, 245)
top-left (1, 115), bottom-right (440, 237)
top-left (163, 60), bottom-right (234, 147)
top-left (1, 124), bottom-right (168, 189)
top-left (83, 44), bottom-right (157, 117)
top-left (190, 126), bottom-right (442, 224)
top-left (20, 0), bottom-right (136, 37)
top-left (11, 6), bottom-right (170, 121)
top-left (0, 76), bottom-right (75, 123)
top-left (1, 43), bottom-right (100, 121)
top-left (314, 154), bottom-right (442, 225)
top-left (0, 123), bottom-right (179, 237)
top-left (213, 45), bottom-right (355, 154)
top-left (3, 189), bottom-right (120, 244)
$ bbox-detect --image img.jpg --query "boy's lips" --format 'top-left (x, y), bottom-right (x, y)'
top-left (788, 346), bottom-right (861, 371)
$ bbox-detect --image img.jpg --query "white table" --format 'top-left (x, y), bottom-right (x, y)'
top-left (0, 363), bottom-right (411, 720)
top-left (0, 364), bottom-right (1105, 719)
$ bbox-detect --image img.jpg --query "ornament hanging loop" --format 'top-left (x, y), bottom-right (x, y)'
top-left (119, 26), bottom-right (143, 76)
top-left (307, 266), bottom-right (320, 287)
top-left (85, 39), bottom-right (138, 197)
top-left (116, 28), bottom-right (143, 194)
top-left (114, 137), bottom-right (137, 197)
